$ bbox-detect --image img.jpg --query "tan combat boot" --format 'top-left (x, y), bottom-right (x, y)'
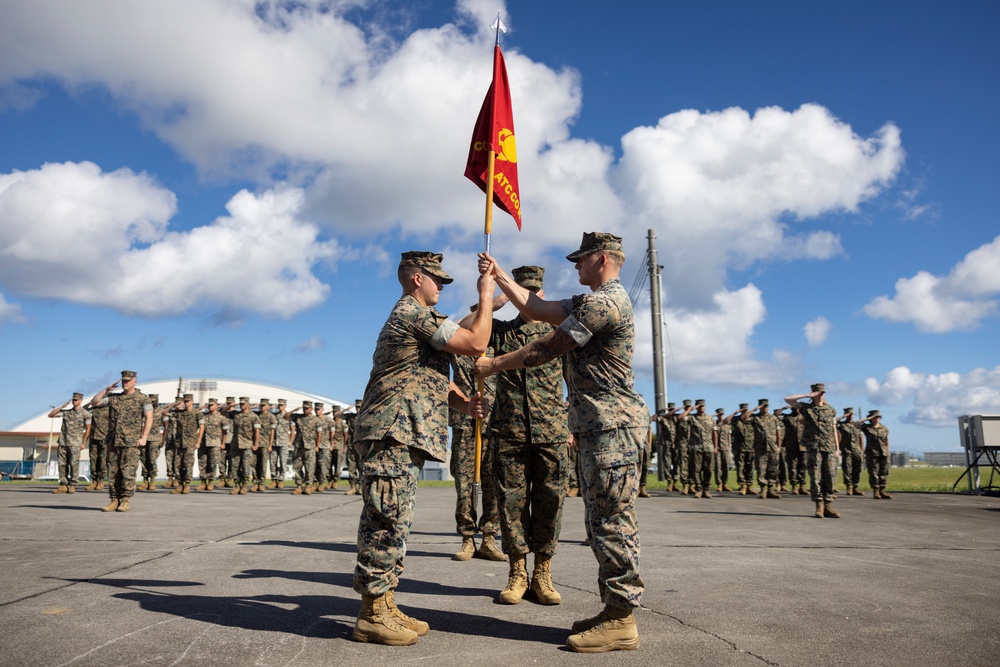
top-left (530, 554), bottom-right (561, 605)
top-left (766, 487), bottom-right (781, 499)
top-left (181, 483), bottom-right (191, 494)
top-left (385, 589), bottom-right (429, 636)
top-left (302, 484), bottom-right (312, 495)
top-left (116, 498), bottom-right (130, 512)
top-left (238, 483), bottom-right (248, 495)
top-left (165, 478), bottom-right (174, 488)
top-left (101, 498), bottom-right (119, 512)
top-left (198, 480), bottom-right (207, 491)
top-left (566, 487), bottom-right (579, 497)
top-left (67, 485), bottom-right (76, 493)
top-left (739, 485), bottom-right (747, 495)
top-left (823, 501), bottom-right (841, 518)
top-left (880, 489), bottom-right (893, 499)
top-left (146, 479), bottom-right (155, 491)
top-left (873, 488), bottom-right (883, 499)
top-left (499, 555), bottom-right (529, 604)
top-left (453, 537), bottom-right (476, 561)
top-left (637, 486), bottom-right (650, 498)
top-left (852, 486), bottom-right (864, 496)
top-left (52, 485), bottom-right (68, 494)
top-left (230, 485), bottom-right (240, 495)
top-left (258, 482), bottom-right (267, 493)
top-left (758, 486), bottom-right (767, 499)
top-left (138, 479), bottom-right (149, 491)
top-left (96, 480), bottom-right (105, 490)
top-left (85, 480), bottom-right (98, 491)
top-left (352, 593), bottom-right (418, 645)
top-left (566, 606), bottom-right (639, 653)
top-left (292, 486), bottom-right (303, 495)
top-left (207, 480), bottom-right (215, 491)
top-left (346, 484), bottom-right (359, 496)
top-left (171, 482), bottom-right (183, 495)
top-left (814, 501), bottom-right (824, 518)
top-left (476, 534), bottom-right (505, 561)
top-left (722, 483), bottom-right (734, 492)
top-left (314, 482), bottom-right (324, 493)
top-left (702, 488), bottom-right (712, 499)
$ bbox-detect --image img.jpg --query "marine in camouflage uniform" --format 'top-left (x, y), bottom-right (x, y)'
top-left (172, 394), bottom-right (204, 493)
top-left (780, 407), bottom-right (808, 494)
top-left (231, 397), bottom-right (261, 494)
top-left (221, 397), bottom-right (238, 487)
top-left (773, 407), bottom-right (789, 492)
top-left (47, 393), bottom-right (91, 493)
top-left (837, 407), bottom-right (865, 496)
top-left (748, 399), bottom-right (781, 499)
top-left (351, 250), bottom-right (494, 646)
top-left (448, 352), bottom-right (500, 561)
top-left (329, 407), bottom-right (349, 488)
top-left (655, 403), bottom-right (676, 489)
top-left (344, 399), bottom-right (362, 494)
top-left (163, 396), bottom-right (182, 488)
top-left (85, 400), bottom-right (110, 490)
top-left (89, 370), bottom-right (154, 512)
top-left (786, 383), bottom-right (841, 518)
top-left (713, 408), bottom-right (733, 492)
top-left (475, 265), bottom-right (569, 602)
top-left (289, 401), bottom-right (320, 494)
top-left (731, 403), bottom-right (756, 494)
top-left (860, 410), bottom-right (892, 499)
top-left (139, 394), bottom-right (166, 490)
top-left (313, 402), bottom-right (335, 492)
top-left (270, 399), bottom-right (292, 488)
top-left (682, 400), bottom-right (715, 497)
top-left (476, 233), bottom-right (646, 652)
top-left (673, 399), bottom-right (693, 493)
top-left (254, 398), bottom-right (277, 492)
top-left (198, 398), bottom-right (228, 489)
top-left (566, 402), bottom-right (580, 496)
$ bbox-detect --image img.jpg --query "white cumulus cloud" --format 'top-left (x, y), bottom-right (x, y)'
top-left (865, 365), bottom-right (1000, 427)
top-left (0, 292), bottom-right (25, 326)
top-left (804, 316), bottom-right (831, 347)
top-left (0, 162), bottom-right (337, 318)
top-left (863, 234), bottom-right (1000, 332)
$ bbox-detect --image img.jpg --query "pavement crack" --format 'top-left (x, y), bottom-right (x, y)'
top-left (643, 605), bottom-right (780, 666)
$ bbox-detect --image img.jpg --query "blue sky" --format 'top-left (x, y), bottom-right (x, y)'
top-left (1, 0), bottom-right (998, 454)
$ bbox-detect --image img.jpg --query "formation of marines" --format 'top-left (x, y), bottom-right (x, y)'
top-left (42, 232), bottom-right (895, 655)
top-left (654, 386), bottom-right (894, 518)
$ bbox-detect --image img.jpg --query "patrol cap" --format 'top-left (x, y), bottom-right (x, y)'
top-left (72, 392), bottom-right (84, 400)
top-left (314, 402), bottom-right (324, 409)
top-left (565, 232), bottom-right (624, 262)
top-left (682, 399), bottom-right (692, 407)
top-left (844, 407), bottom-right (854, 414)
top-left (302, 400), bottom-right (313, 408)
top-left (715, 408), bottom-right (725, 415)
top-left (667, 402), bottom-right (676, 409)
top-left (175, 394), bottom-right (183, 401)
top-left (355, 399), bottom-right (362, 407)
top-left (278, 398), bottom-right (287, 405)
top-left (259, 398), bottom-right (270, 405)
top-left (332, 405), bottom-right (342, 412)
top-left (867, 410), bottom-right (881, 418)
top-left (226, 396), bottom-right (236, 403)
top-left (149, 394), bottom-right (159, 401)
top-left (208, 398), bottom-right (218, 405)
top-left (512, 265), bottom-right (544, 290)
top-left (239, 396), bottom-right (249, 404)
top-left (739, 403), bottom-right (749, 410)
top-left (758, 398), bottom-right (769, 406)
top-left (695, 399), bottom-right (705, 406)
top-left (399, 251), bottom-right (453, 284)
top-left (811, 383), bottom-right (825, 393)
top-left (183, 393), bottom-right (194, 401)
top-left (121, 370), bottom-right (137, 380)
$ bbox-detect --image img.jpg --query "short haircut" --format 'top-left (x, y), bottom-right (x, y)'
top-left (605, 250), bottom-right (625, 268)
top-left (397, 264), bottom-right (422, 287)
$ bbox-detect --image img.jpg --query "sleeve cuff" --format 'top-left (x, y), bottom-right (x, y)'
top-left (430, 318), bottom-right (460, 350)
top-left (558, 314), bottom-right (592, 346)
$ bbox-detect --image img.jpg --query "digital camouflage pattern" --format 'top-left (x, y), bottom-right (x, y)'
top-left (90, 403), bottom-right (110, 441)
top-left (782, 412), bottom-right (807, 487)
top-left (808, 450), bottom-right (838, 502)
top-left (353, 439), bottom-right (424, 596)
top-left (57, 406), bottom-right (92, 448)
top-left (494, 438), bottom-right (566, 556)
top-left (752, 411), bottom-right (781, 488)
top-left (199, 411), bottom-right (227, 480)
top-left (862, 422), bottom-right (891, 489)
top-left (292, 412), bottom-right (320, 486)
top-left (232, 410), bottom-right (260, 484)
top-left (255, 409), bottom-right (277, 484)
top-left (714, 421), bottom-right (732, 488)
top-left (176, 409), bottom-right (203, 449)
top-left (450, 427), bottom-right (499, 537)
top-left (800, 402), bottom-right (838, 453)
top-left (272, 413), bottom-right (292, 481)
top-left (558, 279), bottom-right (648, 433)
top-left (354, 294), bottom-right (455, 462)
top-left (449, 353), bottom-right (496, 430)
top-left (687, 412), bottom-right (714, 493)
top-left (104, 390), bottom-right (152, 499)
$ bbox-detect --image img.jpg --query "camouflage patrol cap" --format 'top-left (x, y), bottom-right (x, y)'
top-left (72, 392), bottom-right (83, 399)
top-left (399, 251), bottom-right (453, 284)
top-left (758, 398), bottom-right (769, 406)
top-left (302, 400), bottom-right (313, 408)
top-left (239, 396), bottom-right (249, 404)
top-left (512, 265), bottom-right (545, 290)
top-left (259, 398), bottom-right (270, 405)
top-left (867, 410), bottom-right (881, 418)
top-left (667, 402), bottom-right (676, 409)
top-left (355, 399), bottom-right (362, 407)
top-left (121, 370), bottom-right (137, 380)
top-left (183, 394), bottom-right (194, 401)
top-left (565, 232), bottom-right (624, 262)
top-left (175, 394), bottom-right (183, 401)
top-left (739, 403), bottom-right (749, 410)
top-left (314, 402), bottom-right (324, 409)
top-left (810, 383), bottom-right (825, 393)
top-left (715, 408), bottom-right (725, 415)
top-left (682, 399), bottom-right (692, 407)
top-left (278, 398), bottom-right (287, 405)
top-left (332, 405), bottom-right (342, 412)
top-left (208, 398), bottom-right (218, 405)
top-left (844, 407), bottom-right (854, 414)
top-left (149, 394), bottom-right (159, 401)
top-left (695, 399), bottom-right (705, 406)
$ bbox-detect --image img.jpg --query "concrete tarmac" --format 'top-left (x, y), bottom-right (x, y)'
top-left (2, 483), bottom-right (998, 666)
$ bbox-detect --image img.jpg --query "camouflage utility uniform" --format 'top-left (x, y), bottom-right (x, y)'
top-left (255, 406), bottom-right (277, 487)
top-left (199, 410), bottom-right (227, 483)
top-left (291, 408), bottom-right (320, 490)
top-left (56, 405), bottom-right (91, 488)
top-left (733, 410), bottom-right (756, 491)
top-left (751, 408), bottom-right (781, 494)
top-left (713, 415), bottom-right (732, 490)
top-left (272, 407), bottom-right (292, 485)
top-left (687, 409), bottom-right (715, 495)
top-left (175, 406), bottom-right (203, 485)
top-left (838, 418), bottom-right (864, 491)
top-left (559, 277), bottom-right (647, 611)
top-left (103, 390), bottom-right (153, 501)
top-left (88, 403), bottom-right (110, 484)
top-left (801, 402), bottom-right (839, 503)
top-left (862, 420), bottom-right (890, 493)
top-left (232, 409), bottom-right (261, 487)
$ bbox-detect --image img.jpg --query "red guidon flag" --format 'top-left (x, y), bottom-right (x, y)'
top-left (465, 45), bottom-right (521, 229)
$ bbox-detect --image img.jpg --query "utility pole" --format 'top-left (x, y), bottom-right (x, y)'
top-left (647, 229), bottom-right (668, 480)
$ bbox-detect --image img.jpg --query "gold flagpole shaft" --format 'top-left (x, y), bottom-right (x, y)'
top-left (474, 149), bottom-right (496, 498)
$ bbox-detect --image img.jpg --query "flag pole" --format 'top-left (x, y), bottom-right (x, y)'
top-left (473, 15), bottom-right (503, 520)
